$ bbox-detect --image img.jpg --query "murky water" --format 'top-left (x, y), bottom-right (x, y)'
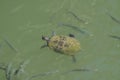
top-left (0, 0), bottom-right (120, 80)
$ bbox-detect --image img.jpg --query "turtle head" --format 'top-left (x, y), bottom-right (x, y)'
top-left (41, 36), bottom-right (49, 48)
top-left (42, 36), bottom-right (49, 41)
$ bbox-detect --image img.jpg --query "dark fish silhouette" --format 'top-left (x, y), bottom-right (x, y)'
top-left (67, 10), bottom-right (86, 23)
top-left (106, 12), bottom-right (120, 24)
top-left (109, 35), bottom-right (120, 40)
top-left (62, 68), bottom-right (98, 74)
top-left (58, 23), bottom-right (86, 34)
top-left (58, 23), bottom-right (93, 36)
top-left (3, 37), bottom-right (18, 53)
top-left (70, 68), bottom-right (90, 72)
top-left (64, 68), bottom-right (90, 73)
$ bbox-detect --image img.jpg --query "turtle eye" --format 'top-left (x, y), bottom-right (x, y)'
top-left (42, 36), bottom-right (44, 40)
top-left (69, 34), bottom-right (75, 38)
top-left (42, 36), bottom-right (46, 40)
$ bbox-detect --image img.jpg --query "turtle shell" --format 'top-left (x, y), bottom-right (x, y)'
top-left (48, 35), bottom-right (80, 56)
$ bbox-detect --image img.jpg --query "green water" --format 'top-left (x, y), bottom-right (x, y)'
top-left (0, 0), bottom-right (120, 80)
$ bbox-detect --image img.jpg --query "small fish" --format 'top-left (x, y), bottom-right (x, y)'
top-left (73, 68), bottom-right (98, 72)
top-left (67, 10), bottom-right (86, 24)
top-left (61, 68), bottom-right (89, 75)
top-left (6, 63), bottom-right (12, 80)
top-left (70, 68), bottom-right (90, 72)
top-left (109, 35), bottom-right (120, 40)
top-left (106, 12), bottom-right (120, 24)
top-left (3, 37), bottom-right (18, 53)
top-left (14, 60), bottom-right (29, 75)
top-left (28, 70), bottom-right (59, 80)
top-left (67, 68), bottom-right (90, 73)
top-left (58, 23), bottom-right (86, 34)
top-left (58, 23), bottom-right (92, 36)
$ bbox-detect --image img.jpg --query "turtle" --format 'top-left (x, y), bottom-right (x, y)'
top-left (41, 32), bottom-right (81, 62)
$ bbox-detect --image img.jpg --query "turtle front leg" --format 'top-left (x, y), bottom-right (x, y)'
top-left (41, 44), bottom-right (48, 48)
